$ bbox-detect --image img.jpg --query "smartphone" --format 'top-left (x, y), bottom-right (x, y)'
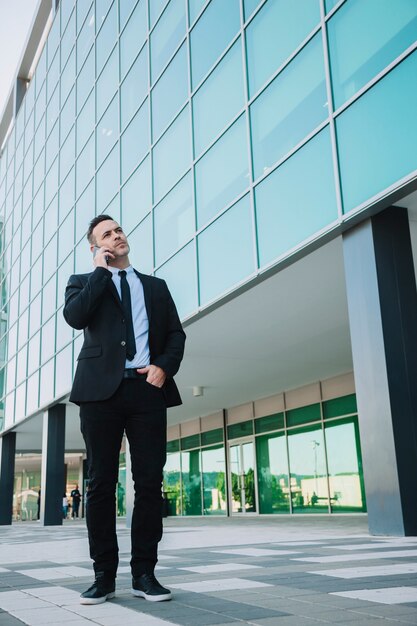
top-left (93, 246), bottom-right (109, 262)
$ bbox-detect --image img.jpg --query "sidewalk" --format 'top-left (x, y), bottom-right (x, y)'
top-left (1, 515), bottom-right (417, 626)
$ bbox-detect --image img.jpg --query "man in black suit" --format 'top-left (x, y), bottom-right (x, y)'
top-left (63, 215), bottom-right (185, 605)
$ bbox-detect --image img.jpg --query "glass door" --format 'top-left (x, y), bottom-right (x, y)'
top-left (229, 440), bottom-right (257, 514)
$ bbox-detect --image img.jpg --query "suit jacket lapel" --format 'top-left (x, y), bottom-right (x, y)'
top-left (135, 270), bottom-right (152, 323)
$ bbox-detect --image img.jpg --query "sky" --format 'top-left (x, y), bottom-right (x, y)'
top-left (0, 0), bottom-right (39, 117)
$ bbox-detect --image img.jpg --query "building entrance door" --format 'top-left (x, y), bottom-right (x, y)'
top-left (228, 440), bottom-right (257, 514)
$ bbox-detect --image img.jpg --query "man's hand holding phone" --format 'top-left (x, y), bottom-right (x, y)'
top-left (93, 246), bottom-right (114, 269)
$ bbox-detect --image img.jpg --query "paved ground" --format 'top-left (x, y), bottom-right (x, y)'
top-left (1, 515), bottom-right (417, 625)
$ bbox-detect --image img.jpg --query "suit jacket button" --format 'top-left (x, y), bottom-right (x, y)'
top-left (121, 341), bottom-right (126, 346)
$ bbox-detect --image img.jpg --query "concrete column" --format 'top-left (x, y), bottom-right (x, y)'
top-left (0, 432), bottom-right (16, 525)
top-left (343, 206), bottom-right (417, 535)
top-left (40, 404), bottom-right (66, 525)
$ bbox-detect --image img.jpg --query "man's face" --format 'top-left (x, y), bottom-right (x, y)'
top-left (91, 220), bottom-right (130, 258)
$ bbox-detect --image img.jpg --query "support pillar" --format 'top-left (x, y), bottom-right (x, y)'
top-left (0, 432), bottom-right (16, 525)
top-left (343, 206), bottom-right (417, 535)
top-left (40, 404), bottom-right (66, 525)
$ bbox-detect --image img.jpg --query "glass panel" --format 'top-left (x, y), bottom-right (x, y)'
top-left (242, 442), bottom-right (256, 512)
top-left (255, 413), bottom-right (285, 434)
top-left (120, 44), bottom-right (148, 130)
top-left (34, 115), bottom-right (46, 163)
top-left (193, 38), bottom-right (244, 158)
top-left (227, 420), bottom-right (253, 439)
top-left (55, 343), bottom-right (73, 398)
top-left (60, 87), bottom-right (76, 143)
top-left (195, 115), bottom-right (249, 228)
top-left (75, 180), bottom-right (95, 242)
top-left (97, 95), bottom-right (119, 167)
top-left (167, 440), bottom-right (180, 452)
top-left (44, 196), bottom-right (58, 244)
top-left (43, 235), bottom-right (57, 284)
top-left (76, 134), bottom-right (95, 199)
top-left (328, 0), bottom-right (417, 110)
top-left (48, 12), bottom-right (60, 63)
top-left (190, 0), bottom-right (240, 89)
top-left (288, 425), bottom-right (329, 512)
top-left (39, 359), bottom-right (54, 408)
top-left (96, 145), bottom-right (119, 211)
top-left (150, 0), bottom-right (186, 83)
top-left (41, 316), bottom-right (56, 362)
top-left (60, 128), bottom-right (75, 185)
top-left (96, 0), bottom-right (118, 76)
top-left (120, 0), bottom-right (147, 78)
top-left (202, 445), bottom-right (226, 515)
top-left (337, 51), bottom-right (417, 213)
top-left (120, 99), bottom-right (149, 183)
top-left (181, 449), bottom-right (202, 515)
top-left (58, 211), bottom-right (75, 265)
top-left (250, 33), bottom-right (327, 180)
top-left (120, 0), bottom-right (138, 30)
top-left (153, 106), bottom-right (191, 203)
top-left (188, 0), bottom-right (206, 24)
top-left (155, 242), bottom-right (197, 319)
top-left (325, 0), bottom-right (340, 12)
top-left (77, 48), bottom-right (95, 113)
top-left (96, 46), bottom-right (119, 121)
top-left (128, 215), bottom-right (153, 273)
top-left (45, 158), bottom-right (58, 209)
top-left (255, 127), bottom-right (338, 267)
top-left (28, 332), bottom-right (40, 374)
top-left (246, 0), bottom-right (320, 97)
top-left (154, 172), bottom-right (194, 265)
top-left (198, 195), bottom-right (254, 304)
top-left (45, 122), bottom-right (59, 170)
top-left (286, 403), bottom-right (321, 428)
top-left (325, 419), bottom-right (366, 512)
top-left (256, 433), bottom-right (290, 513)
top-left (59, 167), bottom-right (75, 221)
top-left (61, 7), bottom-right (75, 68)
top-left (201, 429), bottom-right (223, 446)
top-left (96, 0), bottom-right (114, 29)
top-left (181, 434), bottom-right (200, 450)
top-left (150, 0), bottom-right (168, 28)
top-left (61, 49), bottom-right (76, 106)
top-left (243, 0), bottom-right (261, 20)
top-left (152, 43), bottom-right (187, 142)
top-left (121, 156), bottom-right (151, 234)
top-left (76, 90), bottom-right (95, 154)
top-left (163, 451), bottom-right (181, 515)
top-left (323, 394), bottom-right (357, 420)
top-left (47, 53), bottom-right (60, 102)
top-left (77, 3), bottom-right (95, 71)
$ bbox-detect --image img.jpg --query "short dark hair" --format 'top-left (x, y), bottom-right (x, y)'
top-left (87, 215), bottom-right (115, 243)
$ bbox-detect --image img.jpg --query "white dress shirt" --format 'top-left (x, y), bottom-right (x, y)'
top-left (107, 265), bottom-right (150, 368)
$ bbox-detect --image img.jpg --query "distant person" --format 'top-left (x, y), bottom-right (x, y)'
top-left (63, 493), bottom-right (69, 519)
top-left (37, 490), bottom-right (41, 520)
top-left (71, 485), bottom-right (82, 518)
top-left (63, 216), bottom-right (185, 605)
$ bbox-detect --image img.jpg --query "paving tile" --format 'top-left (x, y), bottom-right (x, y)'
top-left (180, 563), bottom-right (261, 574)
top-left (332, 586), bottom-right (417, 605)
top-left (171, 578), bottom-right (273, 593)
top-left (213, 549), bottom-right (299, 557)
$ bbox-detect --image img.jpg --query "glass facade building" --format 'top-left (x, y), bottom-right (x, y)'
top-left (0, 0), bottom-right (417, 529)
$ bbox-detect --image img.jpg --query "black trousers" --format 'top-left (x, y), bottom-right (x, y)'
top-left (80, 376), bottom-right (167, 579)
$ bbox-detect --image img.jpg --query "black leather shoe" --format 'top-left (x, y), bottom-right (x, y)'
top-left (80, 573), bottom-right (116, 605)
top-left (131, 573), bottom-right (171, 601)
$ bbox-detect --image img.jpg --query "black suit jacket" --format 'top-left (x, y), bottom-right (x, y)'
top-left (63, 267), bottom-right (186, 407)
